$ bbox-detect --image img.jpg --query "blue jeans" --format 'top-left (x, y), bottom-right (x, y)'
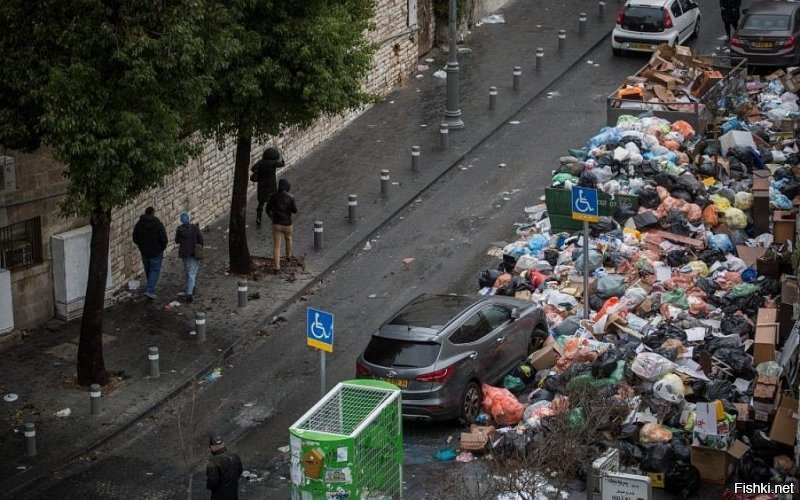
top-left (183, 257), bottom-right (199, 295)
top-left (142, 253), bottom-right (163, 294)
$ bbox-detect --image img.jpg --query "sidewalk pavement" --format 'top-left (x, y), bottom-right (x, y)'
top-left (0, 0), bottom-right (615, 495)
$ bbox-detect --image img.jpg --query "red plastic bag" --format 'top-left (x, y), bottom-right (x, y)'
top-left (481, 384), bottom-right (525, 426)
top-left (671, 120), bottom-right (695, 140)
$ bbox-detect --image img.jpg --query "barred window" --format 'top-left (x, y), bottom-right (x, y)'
top-left (0, 217), bottom-right (43, 270)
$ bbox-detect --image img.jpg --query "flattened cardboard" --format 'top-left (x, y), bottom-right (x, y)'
top-left (736, 246), bottom-right (768, 268)
top-left (769, 396), bottom-right (799, 445)
top-left (529, 344), bottom-right (557, 370)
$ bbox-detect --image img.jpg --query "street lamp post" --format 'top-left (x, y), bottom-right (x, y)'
top-left (444, 0), bottom-right (463, 129)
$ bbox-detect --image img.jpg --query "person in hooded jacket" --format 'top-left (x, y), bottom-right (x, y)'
top-left (250, 147), bottom-right (283, 226)
top-left (174, 212), bottom-right (203, 303)
top-left (720, 0), bottom-right (741, 40)
top-left (205, 435), bottom-right (243, 500)
top-left (132, 207), bottom-right (168, 299)
top-left (265, 178), bottom-right (298, 271)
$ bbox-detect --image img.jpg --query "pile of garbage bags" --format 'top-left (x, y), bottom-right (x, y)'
top-left (469, 92), bottom-right (800, 493)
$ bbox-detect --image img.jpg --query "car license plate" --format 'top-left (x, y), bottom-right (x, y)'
top-left (382, 377), bottom-right (408, 388)
top-left (630, 43), bottom-right (653, 50)
top-left (753, 41), bottom-right (773, 48)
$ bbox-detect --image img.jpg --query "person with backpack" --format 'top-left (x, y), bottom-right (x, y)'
top-left (132, 206), bottom-right (168, 300)
top-left (250, 147), bottom-right (283, 226)
top-left (174, 212), bottom-right (203, 303)
top-left (265, 178), bottom-right (298, 271)
top-left (205, 435), bottom-right (243, 500)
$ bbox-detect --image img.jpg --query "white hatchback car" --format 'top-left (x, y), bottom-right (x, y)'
top-left (612, 0), bottom-right (701, 55)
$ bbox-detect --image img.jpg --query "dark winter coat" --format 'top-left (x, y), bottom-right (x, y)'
top-left (720, 0), bottom-right (741, 20)
top-left (132, 213), bottom-right (167, 259)
top-left (174, 223), bottom-right (204, 259)
top-left (250, 149), bottom-right (283, 203)
top-left (206, 448), bottom-right (243, 500)
top-left (266, 179), bottom-right (298, 226)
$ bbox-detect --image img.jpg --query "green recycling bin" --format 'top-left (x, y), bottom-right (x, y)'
top-left (289, 379), bottom-right (403, 499)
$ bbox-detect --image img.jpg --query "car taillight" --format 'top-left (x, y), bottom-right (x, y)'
top-left (663, 9), bottom-right (673, 29)
top-left (415, 365), bottom-right (454, 382)
top-left (356, 360), bottom-right (371, 376)
top-left (781, 36), bottom-right (797, 48)
top-left (616, 9), bottom-right (625, 25)
top-left (730, 34), bottom-right (743, 48)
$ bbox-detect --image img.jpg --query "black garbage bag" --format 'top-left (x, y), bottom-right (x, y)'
top-left (671, 435), bottom-right (691, 462)
top-left (706, 335), bottom-right (741, 352)
top-left (614, 204), bottom-right (637, 224)
top-left (698, 158), bottom-right (716, 177)
top-left (496, 276), bottom-right (531, 296)
top-left (720, 314), bottom-right (754, 338)
top-left (721, 293), bottom-right (763, 317)
top-left (618, 423), bottom-right (642, 442)
top-left (616, 442), bottom-right (644, 466)
top-left (638, 188), bottom-right (661, 209)
top-left (665, 209), bottom-right (692, 236)
top-left (670, 189), bottom-right (694, 203)
top-left (500, 254), bottom-right (517, 273)
top-left (533, 368), bottom-right (550, 387)
top-left (542, 248), bottom-right (559, 267)
top-left (738, 453), bottom-right (772, 483)
top-left (638, 159), bottom-right (660, 178)
top-left (714, 347), bottom-right (755, 379)
top-left (653, 347), bottom-right (678, 361)
top-left (589, 294), bottom-right (605, 312)
top-left (697, 248), bottom-right (725, 265)
top-left (704, 379), bottom-right (734, 401)
top-left (592, 350), bottom-right (620, 379)
top-left (618, 339), bottom-right (642, 358)
top-left (759, 278), bottom-right (781, 298)
top-left (477, 269), bottom-right (502, 288)
top-left (528, 389), bottom-right (554, 404)
top-left (730, 229), bottom-right (749, 245)
top-left (653, 171), bottom-right (677, 191)
top-left (780, 181), bottom-right (800, 200)
top-left (641, 444), bottom-right (676, 472)
top-left (773, 167), bottom-right (793, 180)
top-left (590, 217), bottom-right (617, 237)
top-left (687, 380), bottom-right (707, 403)
top-left (665, 464), bottom-right (701, 497)
top-left (665, 249), bottom-right (692, 267)
top-left (543, 374), bottom-right (562, 393)
top-left (579, 170), bottom-right (598, 188)
top-left (633, 211), bottom-right (659, 230)
top-left (696, 277), bottom-right (719, 296)
top-left (605, 251), bottom-right (628, 267)
top-left (554, 316), bottom-right (581, 337)
top-left (727, 146), bottom-right (760, 172)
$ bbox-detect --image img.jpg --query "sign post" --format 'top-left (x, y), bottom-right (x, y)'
top-left (307, 307), bottom-right (334, 399)
top-left (571, 187), bottom-right (599, 320)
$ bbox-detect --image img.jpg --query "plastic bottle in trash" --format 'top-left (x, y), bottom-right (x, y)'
top-left (593, 268), bottom-right (607, 278)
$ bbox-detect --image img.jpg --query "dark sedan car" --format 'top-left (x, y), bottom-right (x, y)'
top-left (355, 294), bottom-right (548, 422)
top-left (731, 1), bottom-right (800, 66)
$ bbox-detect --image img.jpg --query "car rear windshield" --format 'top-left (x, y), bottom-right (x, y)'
top-left (622, 6), bottom-right (664, 32)
top-left (741, 14), bottom-right (791, 31)
top-left (388, 295), bottom-right (477, 329)
top-left (363, 337), bottom-right (441, 368)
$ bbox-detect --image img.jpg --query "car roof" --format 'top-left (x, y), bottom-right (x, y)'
top-left (746, 1), bottom-right (800, 15)
top-left (626, 0), bottom-right (670, 8)
top-left (376, 294), bottom-right (483, 341)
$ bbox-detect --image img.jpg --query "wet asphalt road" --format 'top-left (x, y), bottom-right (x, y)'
top-left (23, 10), bottom-right (739, 500)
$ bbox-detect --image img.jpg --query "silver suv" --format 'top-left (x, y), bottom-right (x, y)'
top-left (356, 294), bottom-right (548, 422)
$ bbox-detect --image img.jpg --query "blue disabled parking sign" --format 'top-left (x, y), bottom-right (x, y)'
top-left (307, 307), bottom-right (334, 353)
top-left (571, 187), bottom-right (599, 223)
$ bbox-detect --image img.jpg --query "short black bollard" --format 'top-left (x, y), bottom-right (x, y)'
top-left (380, 170), bottom-right (390, 197)
top-left (489, 86), bottom-right (497, 110)
top-left (439, 123), bottom-right (449, 149)
top-left (411, 146), bottom-right (420, 172)
top-left (512, 66), bottom-right (521, 91)
top-left (314, 221), bottom-right (323, 250)
top-left (195, 311), bottom-right (206, 343)
top-left (90, 383), bottom-right (102, 416)
top-left (558, 30), bottom-right (566, 52)
top-left (598, 1), bottom-right (605, 20)
top-left (237, 280), bottom-right (248, 308)
top-left (348, 194), bottom-right (357, 222)
top-left (148, 346), bottom-right (160, 378)
top-left (535, 48), bottom-right (544, 71)
top-left (24, 422), bottom-right (36, 457)
top-left (579, 13), bottom-right (587, 35)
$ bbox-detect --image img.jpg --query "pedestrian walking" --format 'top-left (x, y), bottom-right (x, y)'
top-left (174, 212), bottom-right (203, 303)
top-left (265, 178), bottom-right (298, 271)
top-left (250, 147), bottom-right (283, 226)
top-left (720, 0), bottom-right (741, 40)
top-left (132, 207), bottom-right (167, 300)
top-left (205, 435), bottom-right (243, 500)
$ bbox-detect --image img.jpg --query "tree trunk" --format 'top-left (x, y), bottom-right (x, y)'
top-left (76, 206), bottom-right (111, 386)
top-left (228, 128), bottom-right (252, 274)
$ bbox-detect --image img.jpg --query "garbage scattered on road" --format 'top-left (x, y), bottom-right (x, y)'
top-left (477, 13), bottom-right (506, 25)
top-left (54, 408), bottom-right (71, 418)
top-left (4, 393), bottom-right (18, 403)
top-left (165, 301), bottom-right (181, 311)
top-left (433, 69), bottom-right (447, 80)
top-left (433, 447), bottom-right (457, 461)
top-left (204, 368), bottom-right (223, 382)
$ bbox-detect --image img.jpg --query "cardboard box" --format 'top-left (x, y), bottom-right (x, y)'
top-left (733, 403), bottom-right (751, 430)
top-left (769, 396), bottom-right (799, 446)
top-left (460, 425), bottom-right (495, 451)
top-left (720, 130), bottom-right (757, 155)
top-left (529, 344), bottom-right (557, 370)
top-left (756, 307), bottom-right (778, 326)
top-left (691, 440), bottom-right (749, 484)
top-left (781, 275), bottom-right (798, 305)
top-left (692, 403), bottom-right (735, 449)
top-left (753, 324), bottom-right (777, 364)
top-left (690, 70), bottom-right (723, 97)
top-left (753, 374), bottom-right (779, 401)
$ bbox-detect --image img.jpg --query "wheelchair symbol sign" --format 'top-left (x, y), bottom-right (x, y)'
top-left (571, 187), bottom-right (599, 222)
top-left (307, 307), bottom-right (334, 353)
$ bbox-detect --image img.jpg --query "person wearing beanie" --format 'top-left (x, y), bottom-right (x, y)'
top-left (132, 206), bottom-right (168, 300)
top-left (249, 147), bottom-right (283, 226)
top-left (174, 212), bottom-right (203, 303)
top-left (265, 178), bottom-right (298, 271)
top-left (205, 434), bottom-right (243, 500)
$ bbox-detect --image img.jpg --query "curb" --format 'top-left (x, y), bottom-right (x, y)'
top-left (7, 27), bottom-right (614, 498)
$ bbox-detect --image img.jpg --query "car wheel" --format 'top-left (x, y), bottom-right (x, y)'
top-left (461, 382), bottom-right (482, 423)
top-left (612, 47), bottom-right (623, 56)
top-left (528, 328), bottom-right (548, 356)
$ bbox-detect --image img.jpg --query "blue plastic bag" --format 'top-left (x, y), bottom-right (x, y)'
top-left (527, 234), bottom-right (549, 254)
top-left (586, 127), bottom-right (621, 149)
top-left (707, 234), bottom-right (734, 253)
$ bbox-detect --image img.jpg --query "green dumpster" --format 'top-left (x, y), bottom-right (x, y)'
top-left (289, 379), bottom-right (403, 499)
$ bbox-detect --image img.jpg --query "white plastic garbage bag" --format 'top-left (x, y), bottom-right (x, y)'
top-left (631, 352), bottom-right (677, 381)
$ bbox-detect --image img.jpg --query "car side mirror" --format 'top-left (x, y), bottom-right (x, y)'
top-left (510, 308), bottom-right (520, 320)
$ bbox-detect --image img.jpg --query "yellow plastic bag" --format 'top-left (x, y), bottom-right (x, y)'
top-left (710, 194), bottom-right (731, 212)
top-left (725, 207), bottom-right (747, 229)
top-left (734, 192), bottom-right (754, 210)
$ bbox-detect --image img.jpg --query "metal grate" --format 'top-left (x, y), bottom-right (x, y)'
top-left (0, 217), bottom-right (43, 270)
top-left (294, 384), bottom-right (393, 436)
top-left (354, 398), bottom-right (402, 499)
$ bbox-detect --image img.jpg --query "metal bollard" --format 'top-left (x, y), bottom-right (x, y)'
top-left (598, 1), bottom-right (605, 20)
top-left (89, 383), bottom-right (102, 416)
top-left (195, 311), bottom-right (206, 343)
top-left (24, 422), bottom-right (36, 457)
top-left (411, 146), bottom-right (420, 172)
top-left (489, 86), bottom-right (497, 110)
top-left (512, 66), bottom-right (521, 91)
top-left (535, 48), bottom-right (544, 71)
top-left (348, 194), bottom-right (357, 223)
top-left (237, 280), bottom-right (248, 308)
top-left (380, 170), bottom-right (390, 197)
top-left (558, 30), bottom-right (566, 52)
top-left (148, 346), bottom-right (160, 378)
top-left (314, 221), bottom-right (323, 250)
top-left (579, 13), bottom-right (587, 35)
top-left (439, 123), bottom-right (449, 149)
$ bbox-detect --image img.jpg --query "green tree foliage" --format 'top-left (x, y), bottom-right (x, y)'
top-left (0, 0), bottom-right (226, 384)
top-left (199, 0), bottom-right (378, 273)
